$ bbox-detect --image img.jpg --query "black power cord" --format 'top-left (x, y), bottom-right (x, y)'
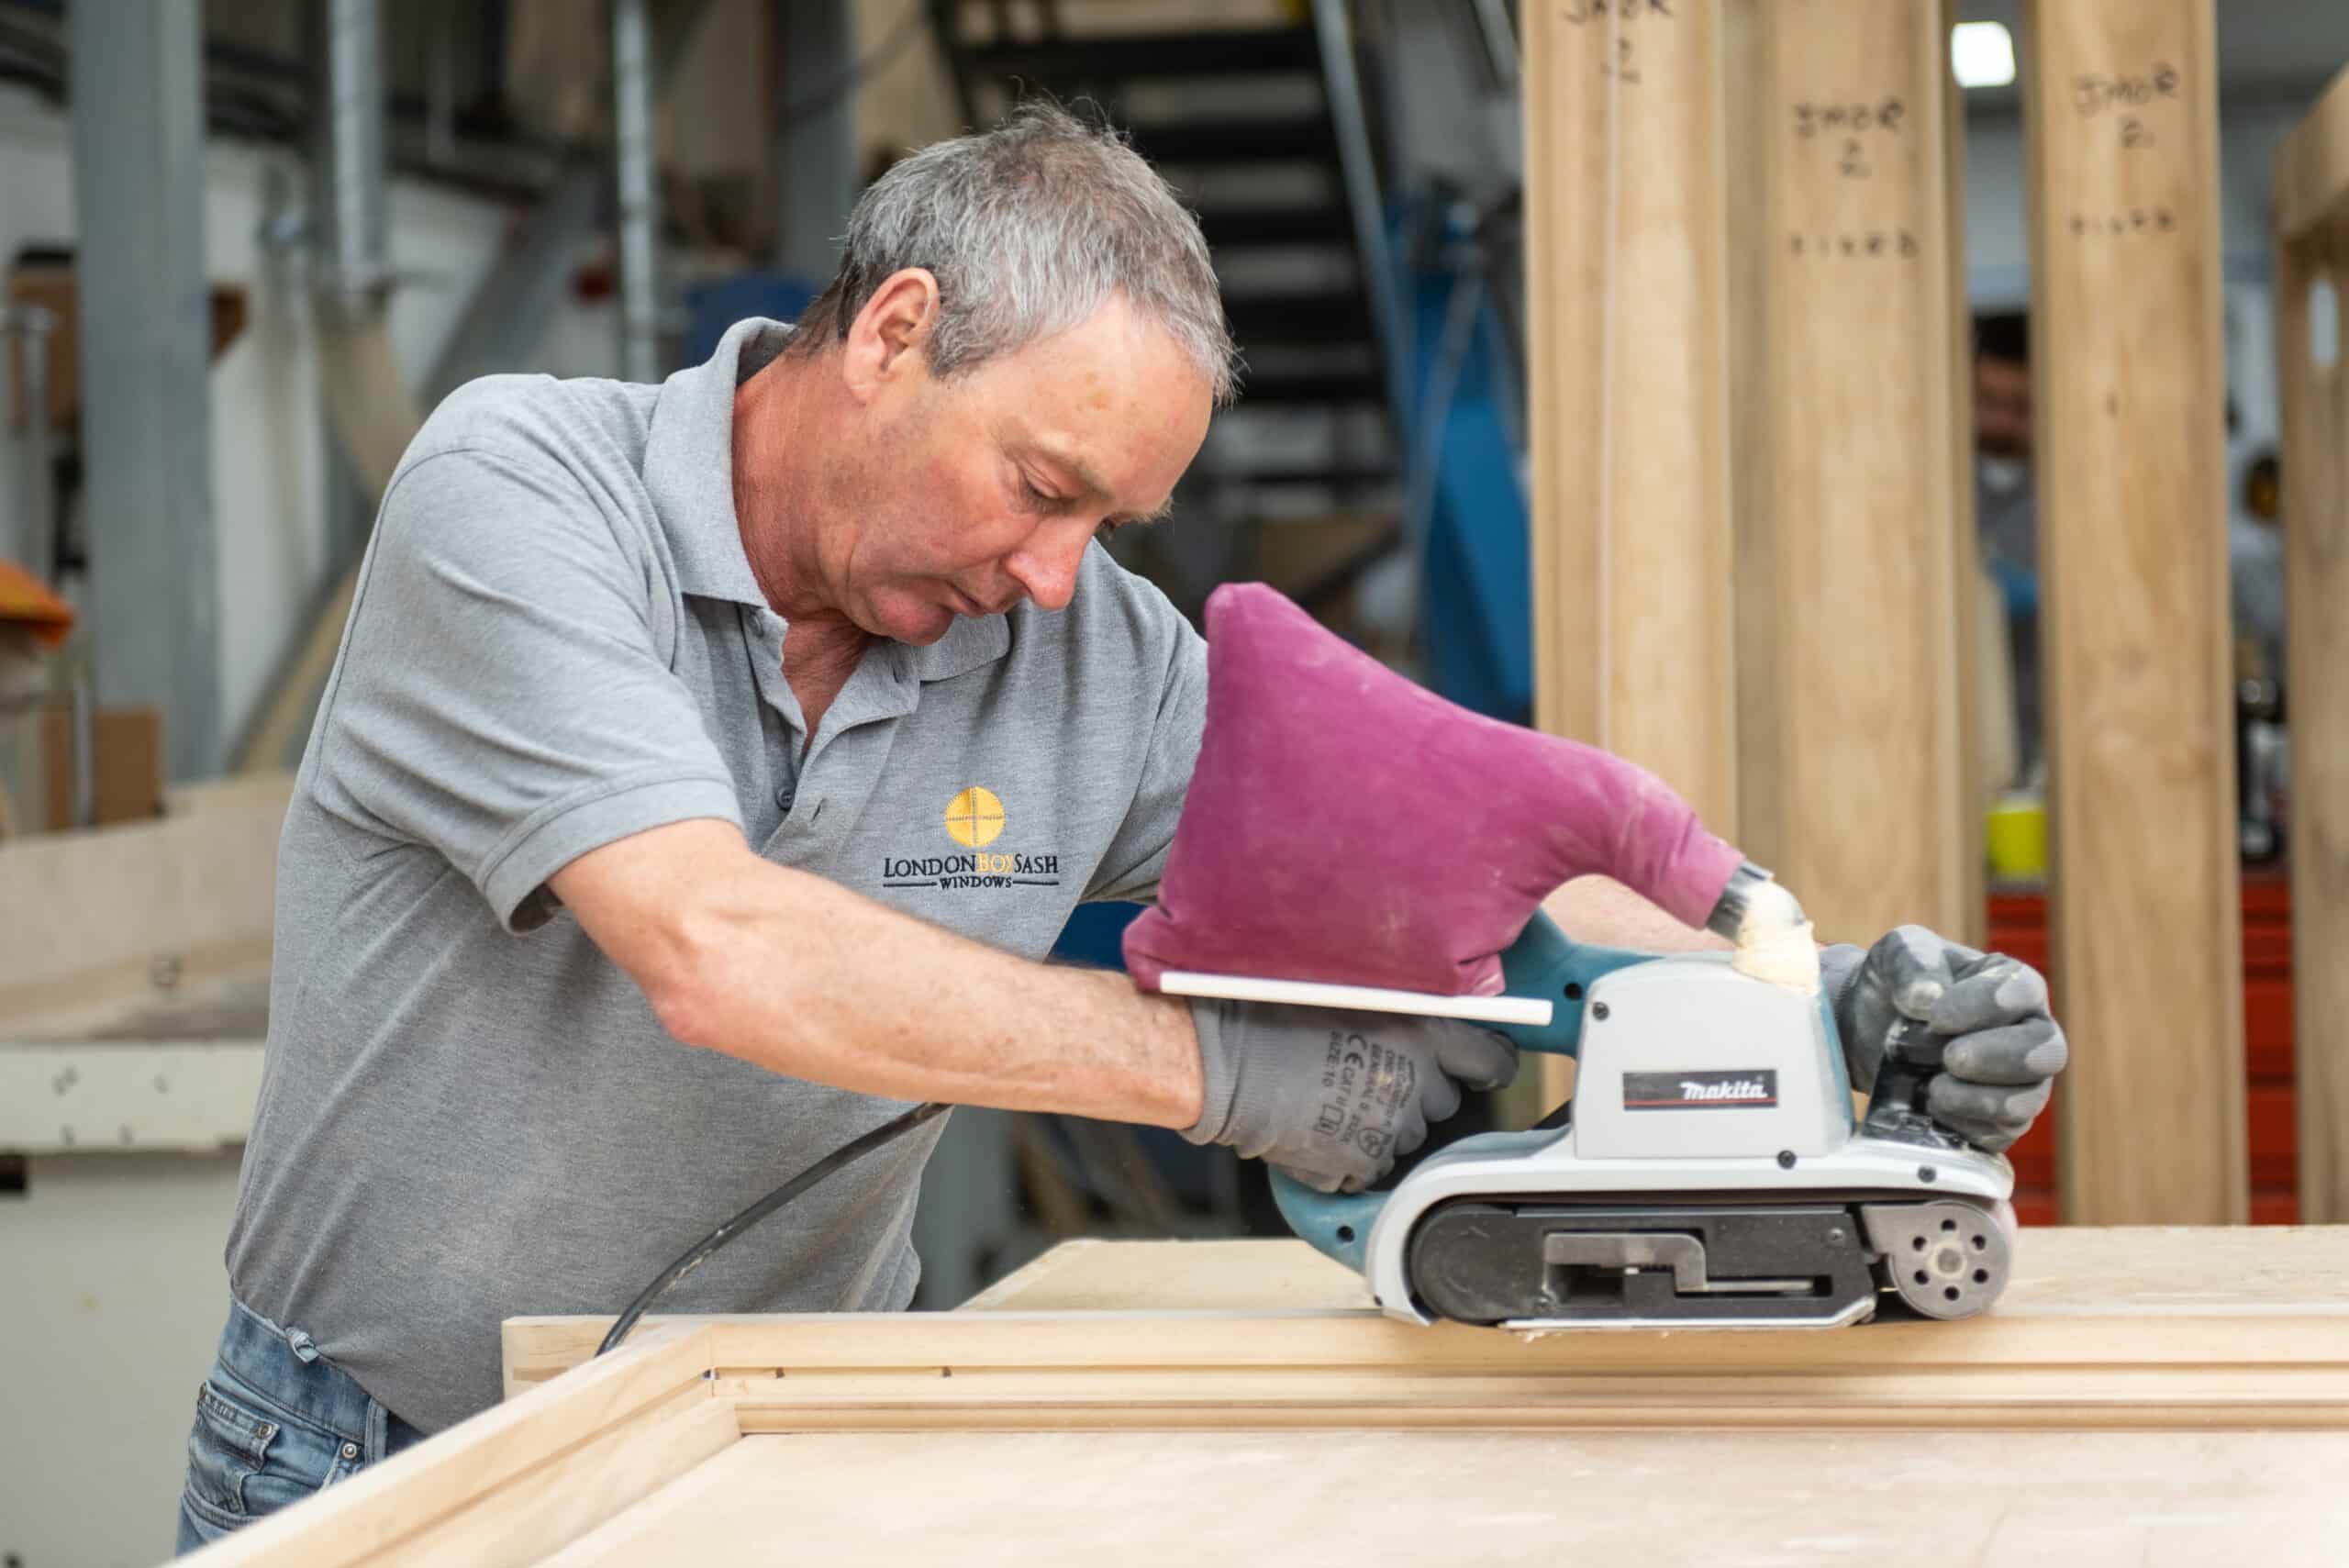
top-left (596, 1099), bottom-right (951, 1357)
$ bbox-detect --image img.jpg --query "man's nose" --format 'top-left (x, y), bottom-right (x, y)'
top-left (1005, 526), bottom-right (1088, 612)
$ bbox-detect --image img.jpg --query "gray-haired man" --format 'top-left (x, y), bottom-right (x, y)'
top-left (179, 105), bottom-right (2063, 1548)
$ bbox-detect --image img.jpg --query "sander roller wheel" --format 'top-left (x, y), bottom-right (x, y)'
top-left (1859, 1198), bottom-right (2016, 1319)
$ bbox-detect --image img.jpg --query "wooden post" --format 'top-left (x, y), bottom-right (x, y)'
top-left (2274, 69), bottom-right (2349, 1222)
top-left (1527, 0), bottom-right (1737, 826)
top-left (1526, 0), bottom-right (1737, 1109)
top-left (2023, 0), bottom-right (2245, 1225)
top-left (1728, 0), bottom-right (1969, 948)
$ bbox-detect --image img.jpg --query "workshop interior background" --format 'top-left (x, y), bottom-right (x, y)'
top-left (1, 1), bottom-right (2341, 1563)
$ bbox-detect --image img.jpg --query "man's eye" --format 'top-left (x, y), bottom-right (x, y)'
top-left (1020, 477), bottom-right (1062, 509)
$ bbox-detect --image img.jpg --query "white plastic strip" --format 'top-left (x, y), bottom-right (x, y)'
top-left (1157, 972), bottom-right (1553, 1028)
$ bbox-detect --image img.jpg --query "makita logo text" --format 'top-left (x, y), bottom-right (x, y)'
top-left (1679, 1079), bottom-right (1768, 1101)
top-left (1622, 1068), bottom-right (1779, 1110)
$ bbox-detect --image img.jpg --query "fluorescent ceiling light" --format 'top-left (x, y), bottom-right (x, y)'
top-left (1952, 21), bottom-right (2016, 89)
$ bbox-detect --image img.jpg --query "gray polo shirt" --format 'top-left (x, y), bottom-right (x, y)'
top-left (225, 318), bottom-right (1207, 1433)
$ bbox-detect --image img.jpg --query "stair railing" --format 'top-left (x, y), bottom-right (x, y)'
top-left (1308, 0), bottom-right (1412, 444)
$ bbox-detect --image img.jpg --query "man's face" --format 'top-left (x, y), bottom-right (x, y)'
top-left (1975, 352), bottom-right (2032, 462)
top-left (829, 294), bottom-right (1213, 645)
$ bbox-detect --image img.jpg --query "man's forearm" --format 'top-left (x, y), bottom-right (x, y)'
top-left (555, 819), bottom-right (1204, 1128)
top-left (676, 862), bottom-right (1207, 1126)
top-left (1541, 874), bottom-right (1735, 953)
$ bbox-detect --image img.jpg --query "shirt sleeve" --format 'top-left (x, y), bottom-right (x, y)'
top-left (1082, 612), bottom-right (1207, 905)
top-left (311, 445), bottom-right (742, 932)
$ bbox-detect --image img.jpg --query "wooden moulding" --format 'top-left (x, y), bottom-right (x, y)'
top-left (184, 1324), bottom-right (727, 1568)
top-left (1728, 0), bottom-right (1970, 950)
top-left (179, 1235), bottom-right (2349, 1566)
top-left (1525, 0), bottom-right (1739, 836)
top-left (2024, 0), bottom-right (2245, 1226)
top-left (496, 1231), bottom-right (2349, 1437)
top-left (1524, 0), bottom-right (1740, 1114)
top-left (2276, 63), bottom-right (2349, 248)
top-left (2276, 67), bottom-right (2349, 1224)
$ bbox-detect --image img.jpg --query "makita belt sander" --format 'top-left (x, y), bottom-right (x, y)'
top-left (1124, 584), bottom-right (2016, 1329)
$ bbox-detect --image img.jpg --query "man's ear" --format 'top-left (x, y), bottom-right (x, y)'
top-left (841, 269), bottom-right (941, 401)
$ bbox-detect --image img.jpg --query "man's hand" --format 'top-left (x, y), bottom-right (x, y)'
top-left (1820, 926), bottom-right (2069, 1152)
top-left (1181, 1000), bottom-right (1519, 1194)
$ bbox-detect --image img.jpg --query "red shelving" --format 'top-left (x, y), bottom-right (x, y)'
top-left (1988, 870), bottom-right (2296, 1226)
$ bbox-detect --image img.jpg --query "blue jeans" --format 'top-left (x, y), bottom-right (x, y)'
top-left (174, 1297), bottom-right (428, 1554)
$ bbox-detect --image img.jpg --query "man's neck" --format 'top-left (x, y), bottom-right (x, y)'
top-left (732, 357), bottom-right (872, 664)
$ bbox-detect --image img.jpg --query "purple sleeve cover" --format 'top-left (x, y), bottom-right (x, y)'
top-left (1121, 584), bottom-right (1745, 997)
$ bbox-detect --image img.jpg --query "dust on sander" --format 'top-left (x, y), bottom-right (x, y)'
top-left (1728, 879), bottom-right (1820, 995)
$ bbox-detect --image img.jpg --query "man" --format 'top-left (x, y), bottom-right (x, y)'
top-left (1971, 312), bottom-right (2040, 783)
top-left (178, 105), bottom-right (2065, 1549)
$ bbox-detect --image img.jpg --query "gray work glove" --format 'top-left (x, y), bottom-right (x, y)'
top-left (1182, 999), bottom-right (1519, 1194)
top-left (1820, 925), bottom-right (2070, 1152)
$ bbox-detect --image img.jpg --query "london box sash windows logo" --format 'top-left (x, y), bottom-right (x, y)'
top-left (880, 785), bottom-right (1063, 891)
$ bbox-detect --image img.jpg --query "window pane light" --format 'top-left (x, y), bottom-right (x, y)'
top-left (1952, 21), bottom-right (2016, 89)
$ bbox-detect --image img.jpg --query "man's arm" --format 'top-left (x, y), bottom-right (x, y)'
top-left (551, 818), bottom-right (1206, 1129)
top-left (1542, 874), bottom-right (1734, 953)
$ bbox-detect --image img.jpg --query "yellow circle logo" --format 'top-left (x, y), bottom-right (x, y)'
top-left (944, 786), bottom-right (1006, 848)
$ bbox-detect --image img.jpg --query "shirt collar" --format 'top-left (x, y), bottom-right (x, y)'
top-left (898, 611), bottom-right (1011, 684)
top-left (640, 316), bottom-right (1013, 684)
top-left (640, 316), bottom-right (779, 606)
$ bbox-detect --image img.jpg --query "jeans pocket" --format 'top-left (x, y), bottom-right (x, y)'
top-left (175, 1491), bottom-right (234, 1556)
top-left (181, 1379), bottom-right (278, 1524)
top-left (181, 1372), bottom-right (359, 1527)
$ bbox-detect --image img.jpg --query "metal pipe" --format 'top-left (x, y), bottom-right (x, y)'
top-left (425, 0), bottom-right (459, 169)
top-left (69, 678), bottom-right (95, 829)
top-left (1469, 0), bottom-right (1519, 94)
top-left (310, 0), bottom-right (390, 324)
top-left (1309, 0), bottom-right (1411, 441)
top-left (3, 304), bottom-right (55, 582)
top-left (613, 0), bottom-right (662, 384)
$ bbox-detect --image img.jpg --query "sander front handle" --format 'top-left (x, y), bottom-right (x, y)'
top-left (1269, 911), bottom-right (1654, 1274)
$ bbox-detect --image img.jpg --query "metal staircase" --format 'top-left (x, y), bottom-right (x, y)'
top-left (931, 2), bottom-right (1536, 724)
top-left (930, 1), bottom-right (1407, 501)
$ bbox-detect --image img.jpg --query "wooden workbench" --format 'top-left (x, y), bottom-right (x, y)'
top-left (179, 1229), bottom-right (2349, 1566)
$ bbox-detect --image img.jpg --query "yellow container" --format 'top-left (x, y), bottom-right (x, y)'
top-left (1985, 793), bottom-right (2047, 881)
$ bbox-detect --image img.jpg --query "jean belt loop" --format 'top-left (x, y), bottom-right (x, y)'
top-left (284, 1327), bottom-right (321, 1364)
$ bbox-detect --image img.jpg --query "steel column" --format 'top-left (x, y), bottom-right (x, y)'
top-left (67, 0), bottom-right (218, 780)
top-left (614, 0), bottom-right (663, 383)
top-left (310, 0), bottom-right (391, 324)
